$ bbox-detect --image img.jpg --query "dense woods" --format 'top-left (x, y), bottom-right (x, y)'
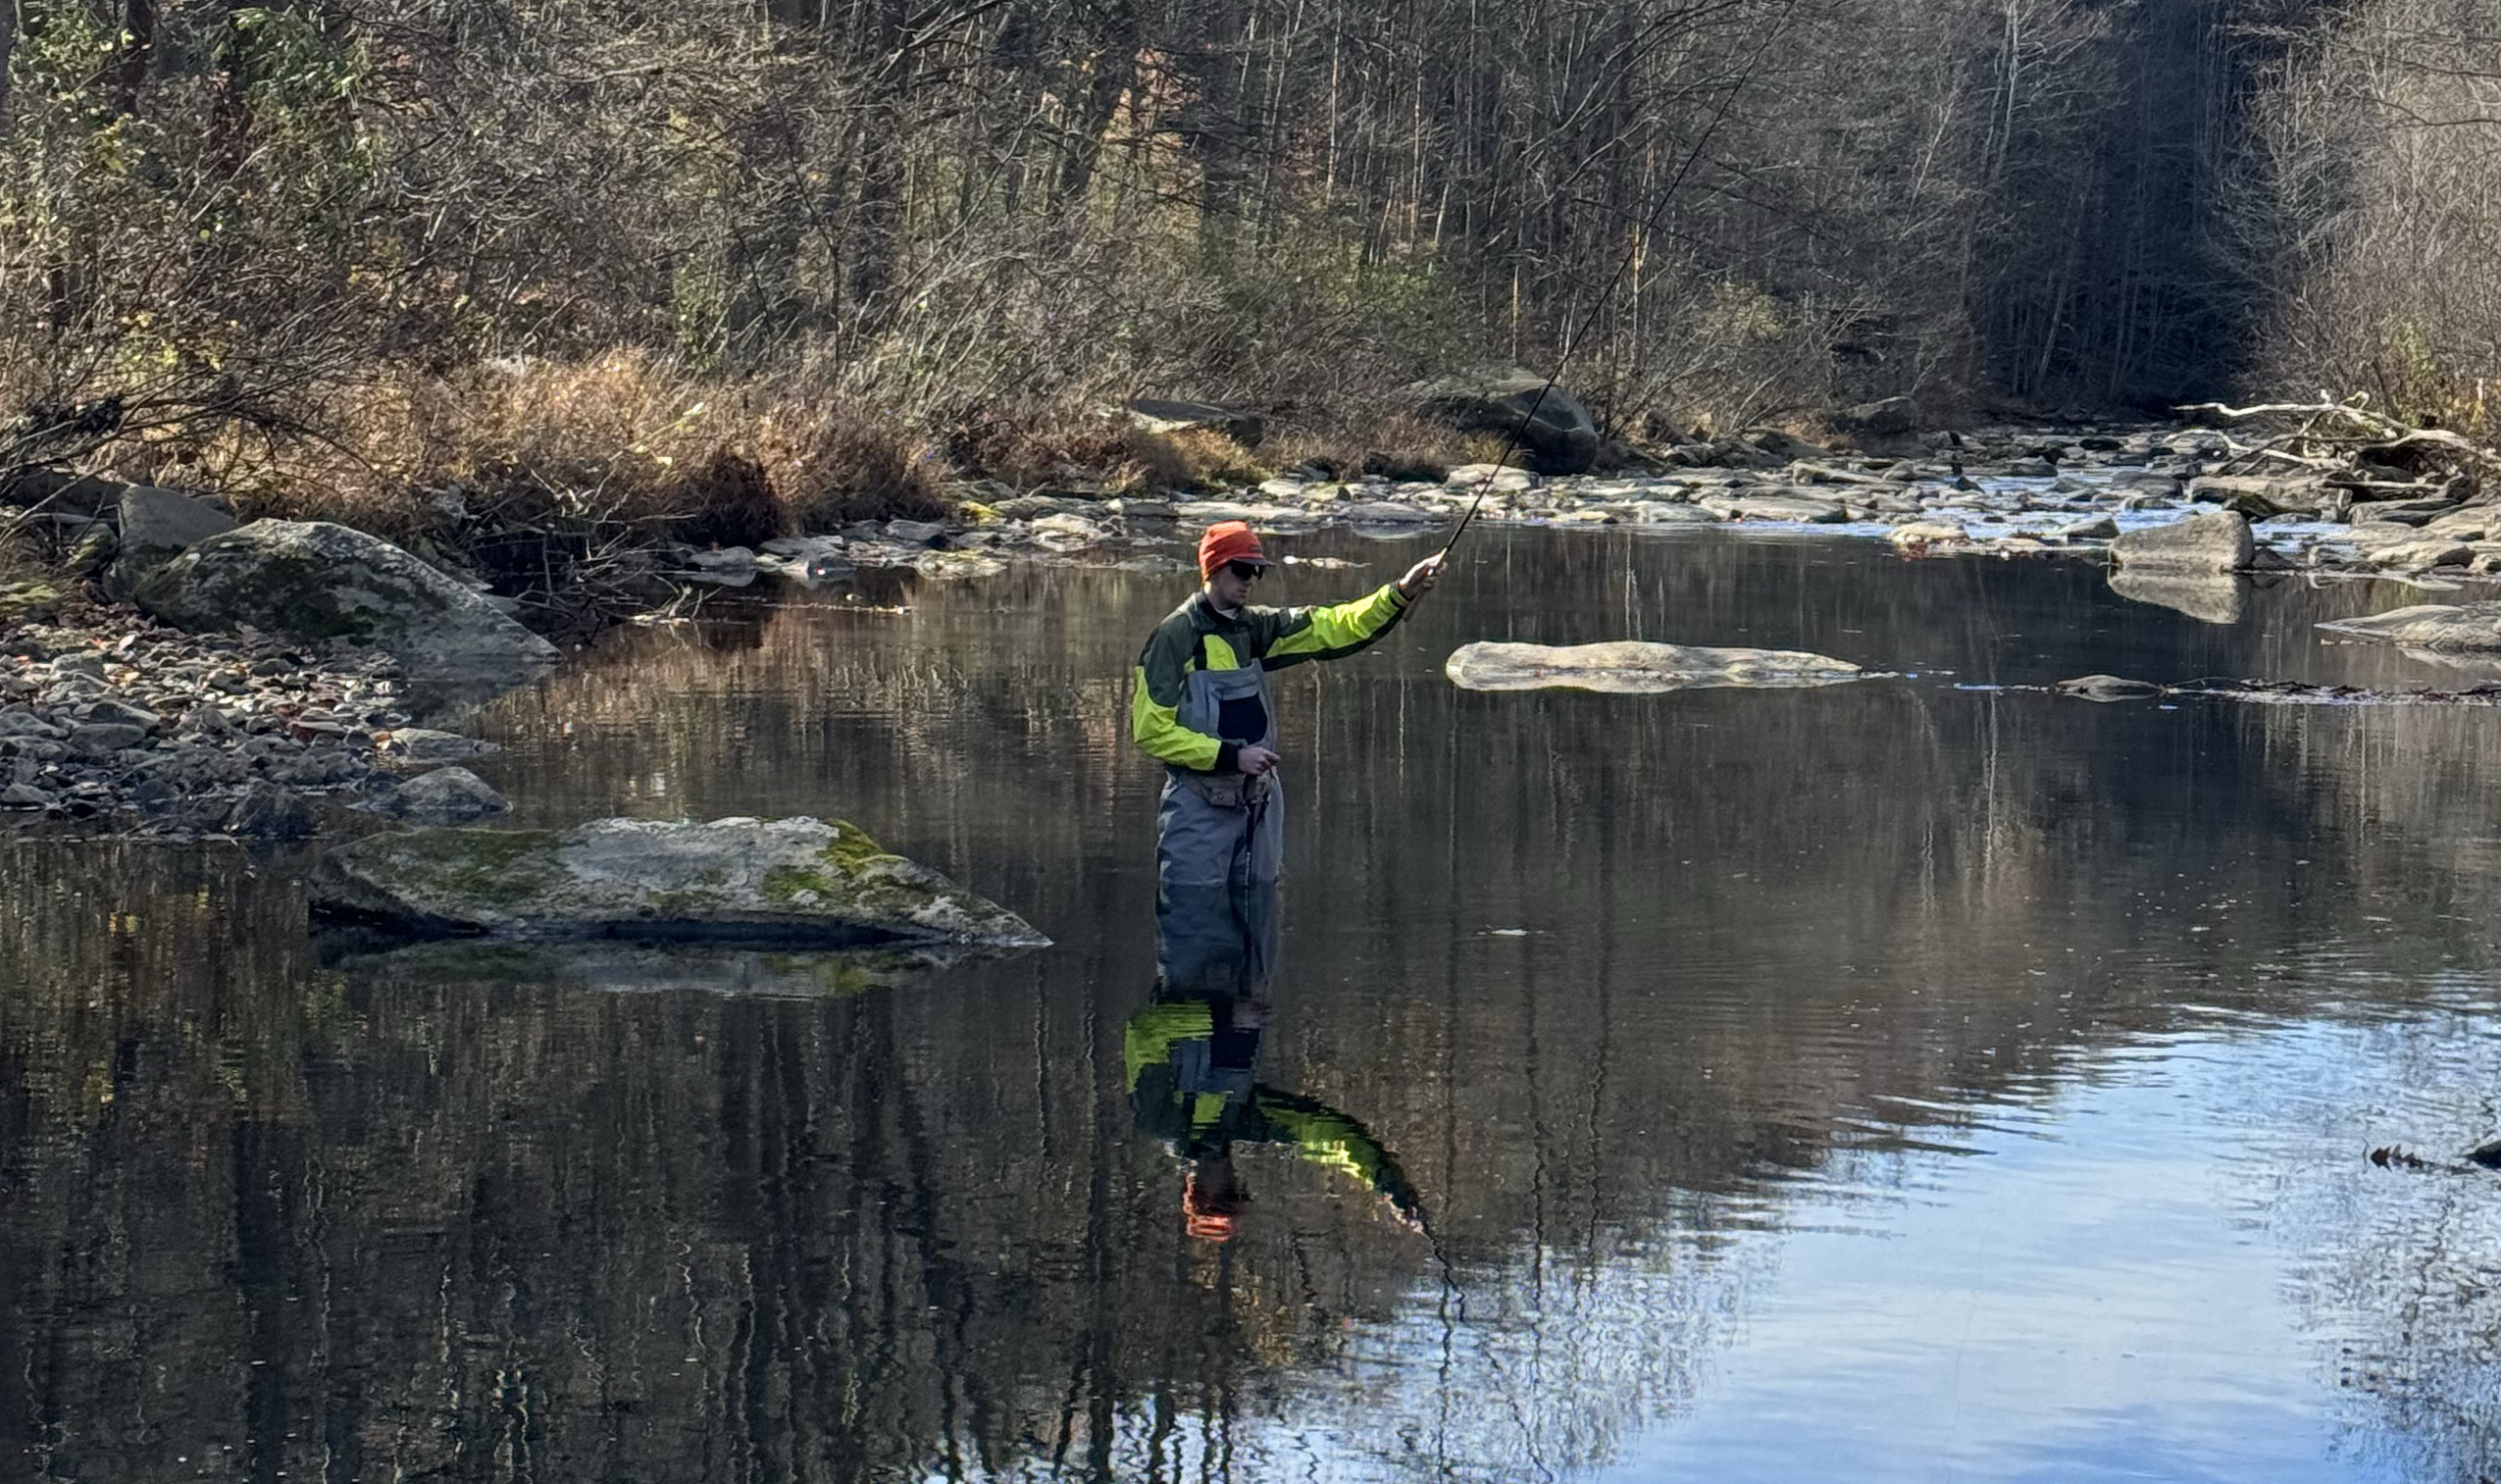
top-left (0, 0), bottom-right (2495, 514)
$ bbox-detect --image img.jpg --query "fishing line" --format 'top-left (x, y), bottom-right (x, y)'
top-left (1439, 0), bottom-right (1805, 562)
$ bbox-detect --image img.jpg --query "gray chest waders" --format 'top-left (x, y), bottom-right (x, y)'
top-left (1155, 656), bottom-right (1285, 894)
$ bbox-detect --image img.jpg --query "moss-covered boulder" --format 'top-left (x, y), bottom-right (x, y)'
top-left (312, 815), bottom-right (1049, 947)
top-left (133, 519), bottom-right (556, 673)
top-left (1446, 640), bottom-right (1870, 693)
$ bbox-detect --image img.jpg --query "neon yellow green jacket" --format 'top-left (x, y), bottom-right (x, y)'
top-left (1131, 586), bottom-right (1410, 771)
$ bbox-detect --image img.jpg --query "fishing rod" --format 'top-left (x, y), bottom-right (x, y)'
top-left (1438, 0), bottom-right (1804, 562)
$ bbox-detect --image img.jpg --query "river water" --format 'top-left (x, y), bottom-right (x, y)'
top-left (10, 527), bottom-right (2501, 1482)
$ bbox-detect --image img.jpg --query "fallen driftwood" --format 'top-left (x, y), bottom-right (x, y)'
top-left (1446, 640), bottom-right (1872, 693)
top-left (2178, 398), bottom-right (2501, 498)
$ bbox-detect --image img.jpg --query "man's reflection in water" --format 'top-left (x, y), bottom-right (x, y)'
top-left (1127, 881), bottom-right (1422, 1242)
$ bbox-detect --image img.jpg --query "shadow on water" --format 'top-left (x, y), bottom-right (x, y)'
top-left (9, 528), bottom-right (2501, 1478)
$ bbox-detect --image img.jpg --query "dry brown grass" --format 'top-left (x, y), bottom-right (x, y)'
top-left (153, 350), bottom-right (952, 547)
top-left (756, 398), bottom-right (950, 531)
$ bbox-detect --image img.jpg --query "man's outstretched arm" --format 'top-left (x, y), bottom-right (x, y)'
top-left (1260, 555), bottom-right (1444, 670)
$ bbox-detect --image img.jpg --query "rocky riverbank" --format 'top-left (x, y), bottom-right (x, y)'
top-left (0, 608), bottom-right (509, 835)
top-left (700, 419), bottom-right (2500, 594)
top-left (8, 402), bottom-right (2497, 840)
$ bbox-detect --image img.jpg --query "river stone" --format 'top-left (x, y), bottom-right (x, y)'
top-left (1627, 503), bottom-right (1720, 526)
top-left (312, 815), bottom-right (1051, 947)
top-left (0, 708), bottom-right (67, 740)
top-left (2110, 511), bottom-right (2252, 574)
top-left (378, 727), bottom-right (498, 764)
top-left (2058, 675), bottom-right (2164, 702)
top-left (69, 722), bottom-right (147, 757)
top-left (83, 697), bottom-right (160, 731)
top-left (2319, 603), bottom-right (2501, 652)
top-left (1446, 640), bottom-right (1869, 694)
top-left (1701, 493), bottom-right (1848, 524)
top-left (366, 765), bottom-right (509, 822)
top-left (1412, 369), bottom-right (1599, 475)
top-left (2365, 538), bottom-right (2475, 571)
top-left (225, 781), bottom-right (319, 839)
top-left (1887, 520), bottom-right (1967, 547)
top-left (1444, 464), bottom-right (1536, 494)
top-left (1338, 501), bottom-right (1441, 523)
top-left (103, 485), bottom-right (235, 599)
top-left (133, 520), bottom-right (558, 673)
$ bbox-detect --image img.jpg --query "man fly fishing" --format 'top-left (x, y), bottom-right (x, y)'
top-left (1131, 521), bottom-right (1443, 905)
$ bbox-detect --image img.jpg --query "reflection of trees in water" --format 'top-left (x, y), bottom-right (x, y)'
top-left (2216, 1010), bottom-right (2501, 1484)
top-left (13, 534), bottom-right (2501, 1477)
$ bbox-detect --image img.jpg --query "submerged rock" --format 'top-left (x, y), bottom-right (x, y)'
top-left (2057, 675), bottom-right (2164, 702)
top-left (134, 520), bottom-right (558, 673)
top-left (1446, 640), bottom-right (1870, 694)
top-left (313, 814), bottom-right (1050, 947)
top-left (2320, 602), bottom-right (2501, 652)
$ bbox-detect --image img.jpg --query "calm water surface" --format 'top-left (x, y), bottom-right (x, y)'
top-left (11, 528), bottom-right (2501, 1482)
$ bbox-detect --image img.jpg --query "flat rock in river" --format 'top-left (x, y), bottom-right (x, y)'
top-left (1447, 640), bottom-right (1869, 694)
top-left (135, 519), bottom-right (557, 673)
top-left (1700, 493), bottom-right (1848, 524)
top-left (313, 814), bottom-right (1049, 947)
top-left (2319, 602), bottom-right (2501, 652)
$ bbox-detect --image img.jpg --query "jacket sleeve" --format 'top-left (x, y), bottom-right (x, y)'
top-left (1132, 619), bottom-right (1230, 771)
top-left (1257, 584), bottom-right (1410, 671)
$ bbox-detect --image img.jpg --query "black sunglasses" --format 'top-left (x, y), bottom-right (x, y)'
top-left (1226, 560), bottom-right (1266, 582)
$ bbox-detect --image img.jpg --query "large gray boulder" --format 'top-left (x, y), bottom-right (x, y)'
top-left (2110, 511), bottom-right (2252, 574)
top-left (2319, 602), bottom-right (2501, 652)
top-left (1413, 368), bottom-right (1599, 475)
top-left (1446, 640), bottom-right (1870, 693)
top-left (133, 520), bottom-right (556, 672)
top-left (103, 486), bottom-right (234, 600)
top-left (312, 814), bottom-right (1049, 947)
